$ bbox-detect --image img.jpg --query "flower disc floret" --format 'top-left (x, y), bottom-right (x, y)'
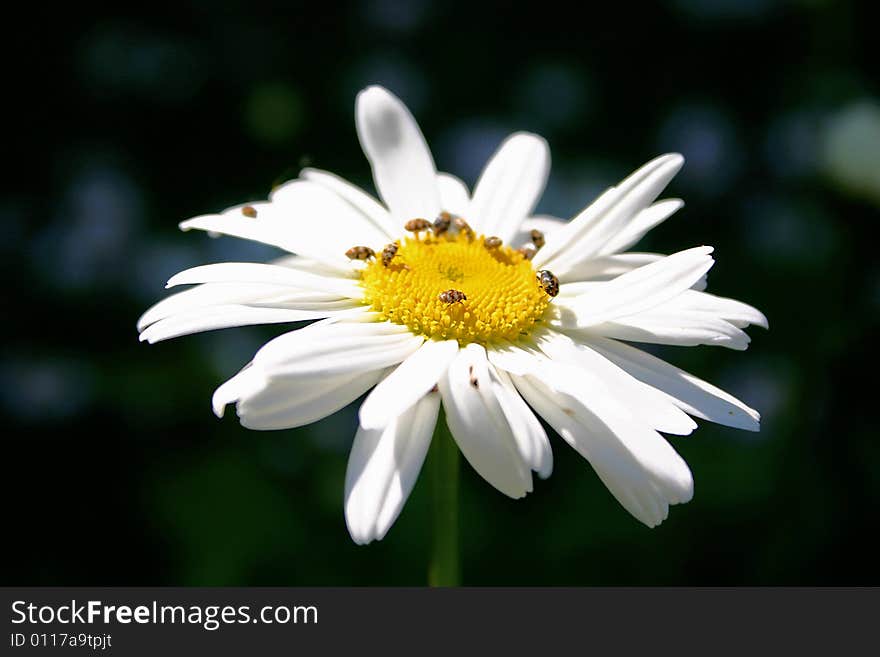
top-left (360, 231), bottom-right (550, 344)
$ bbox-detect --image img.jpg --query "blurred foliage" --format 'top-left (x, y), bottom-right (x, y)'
top-left (3, 0), bottom-right (878, 585)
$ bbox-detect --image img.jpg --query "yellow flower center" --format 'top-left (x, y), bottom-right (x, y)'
top-left (360, 231), bottom-right (551, 345)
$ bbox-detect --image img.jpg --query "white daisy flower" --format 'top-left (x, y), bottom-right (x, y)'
top-left (139, 86), bottom-right (767, 545)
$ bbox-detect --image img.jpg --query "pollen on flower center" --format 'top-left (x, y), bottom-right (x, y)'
top-left (360, 228), bottom-right (551, 344)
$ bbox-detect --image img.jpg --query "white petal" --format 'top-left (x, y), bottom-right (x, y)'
top-left (533, 153), bottom-right (683, 271)
top-left (510, 374), bottom-right (651, 520)
top-left (586, 336), bottom-right (761, 432)
top-left (138, 282), bottom-right (302, 331)
top-left (439, 344), bottom-right (533, 498)
top-left (436, 173), bottom-right (470, 216)
top-left (355, 86), bottom-right (440, 223)
top-left (180, 183), bottom-right (388, 266)
top-left (662, 290), bottom-right (769, 329)
top-left (269, 180), bottom-right (390, 259)
top-left (497, 352), bottom-right (693, 527)
top-left (490, 366), bottom-right (553, 478)
top-left (345, 392), bottom-right (440, 544)
top-left (166, 262), bottom-right (363, 298)
top-left (510, 372), bottom-right (687, 527)
top-left (299, 167), bottom-right (397, 238)
top-left (584, 312), bottom-right (752, 350)
top-left (556, 252), bottom-right (664, 284)
top-left (238, 368), bottom-right (377, 421)
top-left (247, 294), bottom-right (365, 311)
top-left (553, 246), bottom-right (714, 327)
top-left (251, 320), bottom-right (425, 378)
top-left (536, 330), bottom-right (697, 435)
top-left (359, 339), bottom-right (459, 430)
top-left (139, 303), bottom-right (361, 344)
top-left (213, 363), bottom-right (263, 417)
top-left (555, 281), bottom-right (602, 298)
top-left (179, 201), bottom-right (294, 251)
top-left (270, 254), bottom-right (360, 278)
top-left (598, 199), bottom-right (684, 256)
top-left (485, 342), bottom-right (541, 376)
top-left (214, 364), bottom-right (386, 430)
top-left (468, 133), bottom-right (550, 243)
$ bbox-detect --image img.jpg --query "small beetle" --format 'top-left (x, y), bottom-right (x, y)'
top-left (438, 289), bottom-right (467, 304)
top-left (345, 246), bottom-right (376, 261)
top-left (484, 236), bottom-right (502, 249)
top-left (518, 244), bottom-right (537, 260)
top-left (536, 269), bottom-right (559, 297)
top-left (381, 242), bottom-right (399, 267)
top-left (405, 218), bottom-right (432, 234)
top-left (530, 229), bottom-right (545, 249)
top-left (433, 212), bottom-right (452, 236)
top-left (241, 205), bottom-right (258, 218)
top-left (453, 217), bottom-right (474, 240)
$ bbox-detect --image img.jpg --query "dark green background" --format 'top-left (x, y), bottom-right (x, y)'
top-left (4, 1), bottom-right (877, 584)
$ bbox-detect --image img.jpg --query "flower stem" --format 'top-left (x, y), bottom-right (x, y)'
top-left (428, 409), bottom-right (460, 587)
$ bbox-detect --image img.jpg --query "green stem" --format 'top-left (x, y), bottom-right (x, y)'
top-left (427, 410), bottom-right (460, 587)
